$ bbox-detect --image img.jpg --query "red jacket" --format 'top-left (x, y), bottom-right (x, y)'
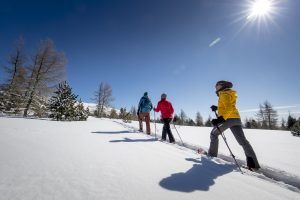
top-left (154, 99), bottom-right (174, 119)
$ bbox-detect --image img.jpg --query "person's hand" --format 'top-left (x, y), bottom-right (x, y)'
top-left (210, 105), bottom-right (218, 112)
top-left (211, 116), bottom-right (225, 126)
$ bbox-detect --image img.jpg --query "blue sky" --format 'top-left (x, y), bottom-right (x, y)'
top-left (1, 0), bottom-right (300, 121)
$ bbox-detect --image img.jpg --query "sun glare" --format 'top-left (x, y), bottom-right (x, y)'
top-left (247, 0), bottom-right (273, 20)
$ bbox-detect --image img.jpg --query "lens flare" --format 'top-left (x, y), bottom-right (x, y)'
top-left (247, 0), bottom-right (273, 20)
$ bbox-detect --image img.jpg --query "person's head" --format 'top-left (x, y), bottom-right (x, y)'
top-left (161, 93), bottom-right (167, 100)
top-left (215, 80), bottom-right (233, 93)
top-left (144, 92), bottom-right (148, 96)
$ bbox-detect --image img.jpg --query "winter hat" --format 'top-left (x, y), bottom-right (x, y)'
top-left (161, 93), bottom-right (167, 99)
top-left (144, 92), bottom-right (148, 96)
top-left (215, 80), bottom-right (233, 92)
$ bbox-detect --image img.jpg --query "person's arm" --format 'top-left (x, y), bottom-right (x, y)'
top-left (137, 98), bottom-right (143, 113)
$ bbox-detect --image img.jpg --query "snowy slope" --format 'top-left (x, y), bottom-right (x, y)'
top-left (124, 120), bottom-right (300, 177)
top-left (0, 117), bottom-right (299, 200)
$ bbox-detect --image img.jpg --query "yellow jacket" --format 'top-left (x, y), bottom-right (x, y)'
top-left (218, 89), bottom-right (240, 120)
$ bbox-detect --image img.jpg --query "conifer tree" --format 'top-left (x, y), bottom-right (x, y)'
top-left (75, 99), bottom-right (89, 121)
top-left (188, 119), bottom-right (196, 126)
top-left (119, 107), bottom-right (127, 119)
top-left (173, 114), bottom-right (181, 125)
top-left (195, 112), bottom-right (204, 126)
top-left (287, 113), bottom-right (297, 130)
top-left (48, 81), bottom-right (78, 121)
top-left (291, 121), bottom-right (300, 136)
top-left (205, 115), bottom-right (212, 127)
top-left (179, 109), bottom-right (187, 125)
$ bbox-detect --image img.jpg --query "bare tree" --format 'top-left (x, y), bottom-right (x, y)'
top-left (256, 101), bottom-right (278, 129)
top-left (1, 37), bottom-right (27, 113)
top-left (5, 36), bottom-right (27, 88)
top-left (93, 82), bottom-right (114, 117)
top-left (256, 104), bottom-right (267, 128)
top-left (23, 39), bottom-right (66, 116)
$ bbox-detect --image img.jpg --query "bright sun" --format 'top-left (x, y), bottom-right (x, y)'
top-left (247, 0), bottom-right (273, 20)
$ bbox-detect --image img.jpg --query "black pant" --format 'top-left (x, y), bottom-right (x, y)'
top-left (162, 118), bottom-right (175, 143)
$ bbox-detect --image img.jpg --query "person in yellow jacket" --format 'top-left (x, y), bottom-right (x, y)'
top-left (208, 80), bottom-right (260, 170)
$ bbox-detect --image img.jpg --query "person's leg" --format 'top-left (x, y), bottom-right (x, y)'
top-left (165, 118), bottom-right (175, 143)
top-left (207, 119), bottom-right (237, 157)
top-left (145, 112), bottom-right (151, 134)
top-left (138, 113), bottom-right (143, 131)
top-left (161, 118), bottom-right (168, 140)
top-left (230, 124), bottom-right (260, 169)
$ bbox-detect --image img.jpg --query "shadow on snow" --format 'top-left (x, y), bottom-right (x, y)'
top-left (91, 130), bottom-right (133, 134)
top-left (109, 137), bottom-right (158, 143)
top-left (159, 157), bottom-right (234, 192)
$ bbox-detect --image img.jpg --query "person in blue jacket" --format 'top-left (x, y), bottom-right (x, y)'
top-left (137, 92), bottom-right (153, 134)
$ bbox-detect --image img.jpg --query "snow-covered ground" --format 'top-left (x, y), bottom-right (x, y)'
top-left (0, 117), bottom-right (299, 200)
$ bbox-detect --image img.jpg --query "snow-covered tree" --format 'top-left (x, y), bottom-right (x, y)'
top-left (48, 81), bottom-right (78, 121)
top-left (31, 95), bottom-right (49, 117)
top-left (291, 121), bottom-right (300, 136)
top-left (75, 99), bottom-right (89, 121)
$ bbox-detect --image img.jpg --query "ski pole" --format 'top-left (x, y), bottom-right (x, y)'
top-left (173, 123), bottom-right (185, 146)
top-left (153, 111), bottom-right (157, 139)
top-left (213, 110), bottom-right (243, 173)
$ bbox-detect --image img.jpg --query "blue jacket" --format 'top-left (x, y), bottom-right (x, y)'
top-left (138, 95), bottom-right (153, 113)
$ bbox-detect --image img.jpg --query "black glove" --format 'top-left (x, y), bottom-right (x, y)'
top-left (210, 105), bottom-right (218, 112)
top-left (211, 116), bottom-right (225, 126)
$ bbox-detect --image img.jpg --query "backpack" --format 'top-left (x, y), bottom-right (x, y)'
top-left (139, 97), bottom-right (152, 112)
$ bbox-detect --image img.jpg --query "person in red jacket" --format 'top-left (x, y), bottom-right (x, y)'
top-left (154, 93), bottom-right (175, 143)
